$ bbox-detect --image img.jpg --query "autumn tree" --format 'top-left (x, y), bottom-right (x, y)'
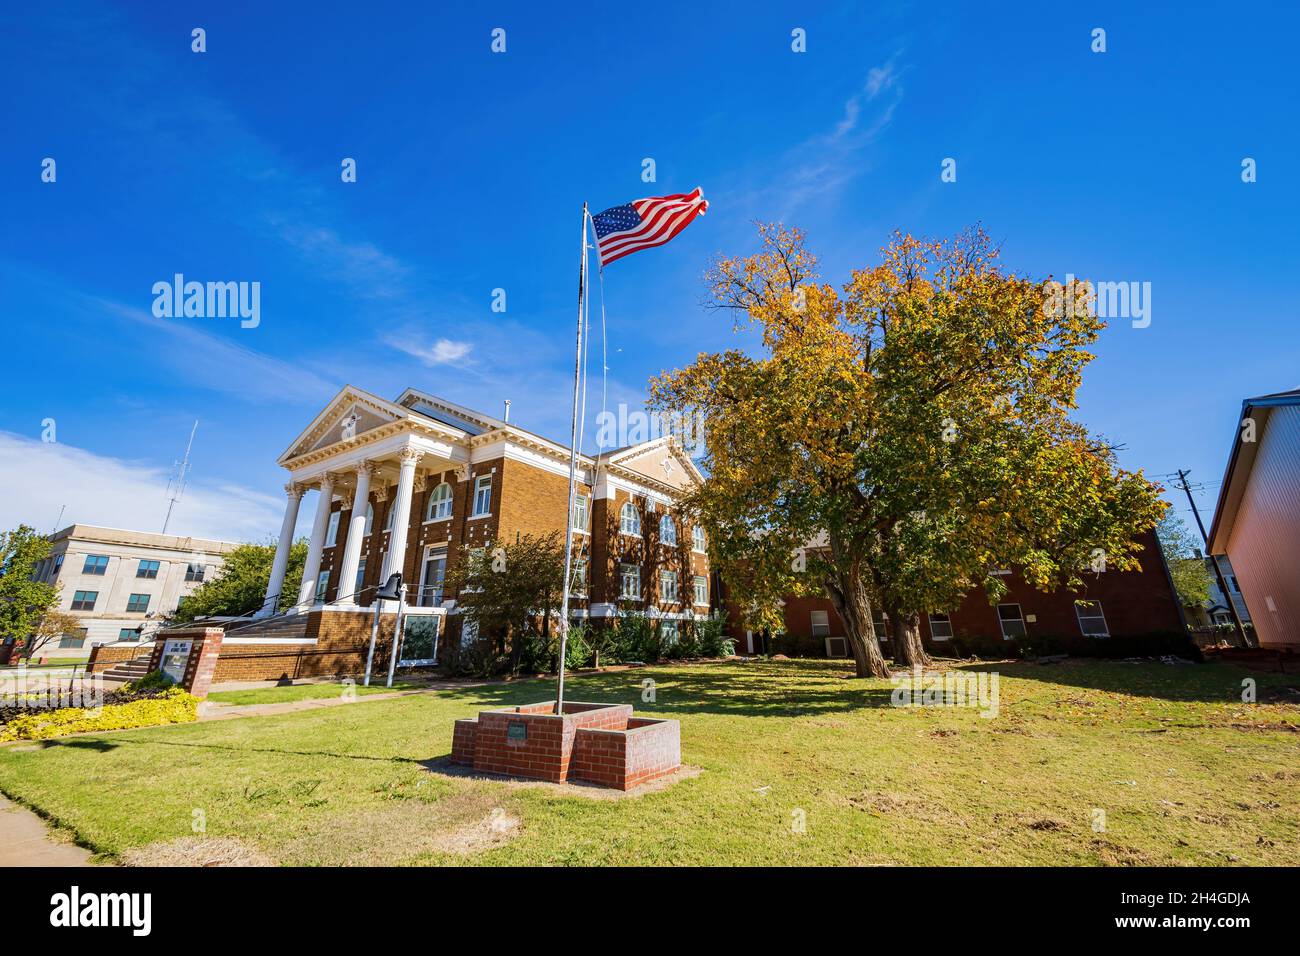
top-left (24, 607), bottom-right (83, 660)
top-left (650, 224), bottom-right (1167, 677)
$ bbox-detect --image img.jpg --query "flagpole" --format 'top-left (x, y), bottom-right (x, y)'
top-left (556, 202), bottom-right (589, 715)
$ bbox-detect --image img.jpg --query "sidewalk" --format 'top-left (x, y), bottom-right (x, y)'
top-left (0, 796), bottom-right (95, 867)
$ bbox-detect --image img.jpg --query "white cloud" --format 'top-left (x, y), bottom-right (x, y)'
top-left (0, 432), bottom-right (283, 543)
top-left (386, 336), bottom-right (474, 366)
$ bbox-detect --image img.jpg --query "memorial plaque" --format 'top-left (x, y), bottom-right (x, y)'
top-left (507, 720), bottom-right (527, 742)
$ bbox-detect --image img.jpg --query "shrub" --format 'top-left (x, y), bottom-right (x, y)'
top-left (615, 613), bottom-right (660, 663)
top-left (121, 669), bottom-right (173, 695)
top-left (561, 624), bottom-right (592, 670)
top-left (696, 615), bottom-right (735, 657)
top-left (0, 687), bottom-right (199, 742)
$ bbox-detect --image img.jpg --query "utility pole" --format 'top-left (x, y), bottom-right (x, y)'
top-left (1175, 469), bottom-right (1250, 646)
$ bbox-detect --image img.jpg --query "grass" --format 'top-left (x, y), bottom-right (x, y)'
top-left (205, 681), bottom-right (422, 706)
top-left (0, 658), bottom-right (1296, 866)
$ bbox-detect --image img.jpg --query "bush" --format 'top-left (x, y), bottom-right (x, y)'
top-left (946, 630), bottom-right (1201, 662)
top-left (696, 616), bottom-right (735, 657)
top-left (615, 613), bottom-right (660, 663)
top-left (561, 624), bottom-right (592, 670)
top-left (0, 687), bottom-right (199, 742)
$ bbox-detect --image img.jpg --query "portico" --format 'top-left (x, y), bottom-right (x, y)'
top-left (259, 388), bottom-right (474, 617)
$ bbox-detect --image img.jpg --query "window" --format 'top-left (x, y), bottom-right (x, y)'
top-left (59, 629), bottom-right (88, 649)
top-left (472, 475), bottom-right (493, 517)
top-left (126, 593), bottom-right (151, 613)
top-left (315, 570), bottom-right (331, 603)
top-left (385, 501), bottom-right (397, 532)
top-left (1074, 600), bottom-right (1109, 637)
top-left (71, 590), bottom-right (98, 611)
top-left (660, 570), bottom-right (678, 603)
top-left (693, 575), bottom-right (708, 607)
top-left (620, 502), bottom-right (641, 536)
top-left (355, 557), bottom-right (367, 597)
top-left (660, 619), bottom-right (679, 647)
top-left (659, 514), bottom-right (677, 546)
top-left (872, 609), bottom-right (892, 641)
top-left (136, 559), bottom-right (160, 579)
top-left (82, 554), bottom-right (109, 575)
top-left (620, 564), bottom-right (641, 600)
top-left (928, 612), bottom-right (953, 640)
top-left (571, 560), bottom-right (588, 596)
top-left (325, 510), bottom-right (341, 546)
top-left (693, 526), bottom-right (707, 553)
top-left (364, 502), bottom-right (375, 536)
top-left (997, 603), bottom-right (1026, 639)
top-left (572, 494), bottom-right (589, 532)
top-left (426, 482), bottom-right (453, 521)
top-left (810, 609), bottom-right (830, 637)
top-left (420, 549), bottom-right (446, 607)
top-left (185, 562), bottom-right (205, 582)
top-left (53, 554), bottom-right (64, 576)
top-left (119, 627), bottom-right (141, 641)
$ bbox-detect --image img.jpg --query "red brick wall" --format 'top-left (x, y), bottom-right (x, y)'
top-left (727, 529), bottom-right (1183, 648)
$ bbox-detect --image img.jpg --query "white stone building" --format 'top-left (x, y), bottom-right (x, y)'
top-left (28, 525), bottom-right (239, 658)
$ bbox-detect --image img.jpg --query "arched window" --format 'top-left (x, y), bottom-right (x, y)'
top-left (364, 503), bottom-right (374, 536)
top-left (693, 526), bottom-right (707, 553)
top-left (426, 482), bottom-right (453, 521)
top-left (659, 514), bottom-right (677, 546)
top-left (620, 501), bottom-right (641, 536)
top-left (385, 501), bottom-right (396, 532)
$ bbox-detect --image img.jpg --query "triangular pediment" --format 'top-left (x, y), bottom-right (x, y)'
top-left (609, 437), bottom-right (701, 490)
top-left (279, 387), bottom-right (410, 464)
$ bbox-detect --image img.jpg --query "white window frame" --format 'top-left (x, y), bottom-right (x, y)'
top-left (315, 570), bottom-right (330, 603)
top-left (928, 612), bottom-right (953, 640)
top-left (325, 510), bottom-right (341, 547)
top-left (997, 603), bottom-right (1026, 639)
top-left (571, 559), bottom-right (588, 596)
top-left (426, 482), bottom-right (453, 522)
top-left (354, 557), bottom-right (367, 596)
top-left (620, 563), bottom-right (641, 600)
top-left (659, 514), bottom-right (677, 547)
top-left (693, 575), bottom-right (708, 607)
top-left (1074, 600), bottom-right (1109, 637)
top-left (810, 609), bottom-right (830, 637)
top-left (364, 502), bottom-right (375, 536)
top-left (471, 475), bottom-right (493, 518)
top-left (692, 526), bottom-right (707, 553)
top-left (660, 569), bottom-right (678, 603)
top-left (659, 619), bottom-right (679, 647)
top-left (620, 501), bottom-right (641, 537)
top-left (572, 494), bottom-right (589, 533)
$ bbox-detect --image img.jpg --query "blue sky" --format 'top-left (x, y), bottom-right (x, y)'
top-left (2, 1), bottom-right (1297, 542)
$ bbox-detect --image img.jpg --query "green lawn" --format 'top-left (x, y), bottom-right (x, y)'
top-left (0, 659), bottom-right (1296, 866)
top-left (205, 681), bottom-right (422, 706)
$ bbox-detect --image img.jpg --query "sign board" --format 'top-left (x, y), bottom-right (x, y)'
top-left (161, 640), bottom-right (192, 685)
top-left (507, 720), bottom-right (527, 743)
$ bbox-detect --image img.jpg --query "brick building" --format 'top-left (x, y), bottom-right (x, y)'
top-left (723, 528), bottom-right (1185, 656)
top-left (100, 386), bottom-right (712, 684)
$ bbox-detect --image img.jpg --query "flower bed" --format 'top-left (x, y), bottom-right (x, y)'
top-left (0, 686), bottom-right (199, 742)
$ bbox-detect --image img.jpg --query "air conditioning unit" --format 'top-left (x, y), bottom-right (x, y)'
top-left (825, 636), bottom-right (848, 658)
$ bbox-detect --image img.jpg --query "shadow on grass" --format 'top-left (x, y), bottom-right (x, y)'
top-left (425, 659), bottom-right (898, 718)
top-left (954, 658), bottom-right (1297, 703)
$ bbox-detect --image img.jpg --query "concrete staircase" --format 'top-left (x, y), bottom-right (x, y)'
top-left (100, 656), bottom-right (154, 684)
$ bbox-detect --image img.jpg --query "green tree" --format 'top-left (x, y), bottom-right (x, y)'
top-left (0, 525), bottom-right (58, 649)
top-left (1157, 514), bottom-right (1212, 609)
top-left (650, 225), bottom-right (1167, 677)
top-left (444, 533), bottom-right (567, 674)
top-left (170, 540), bottom-right (307, 623)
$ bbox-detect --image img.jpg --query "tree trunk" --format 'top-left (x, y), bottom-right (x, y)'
top-left (825, 570), bottom-right (890, 678)
top-left (888, 609), bottom-right (930, 668)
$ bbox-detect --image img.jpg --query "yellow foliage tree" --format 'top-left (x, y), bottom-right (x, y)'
top-left (650, 224), bottom-right (1166, 677)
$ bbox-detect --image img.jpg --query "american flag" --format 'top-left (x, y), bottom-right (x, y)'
top-left (591, 187), bottom-right (708, 266)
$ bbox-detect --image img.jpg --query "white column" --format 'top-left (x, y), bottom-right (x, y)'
top-left (334, 461), bottom-right (373, 605)
top-left (296, 472), bottom-right (337, 608)
top-left (260, 483), bottom-right (304, 616)
top-left (380, 448), bottom-right (421, 594)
